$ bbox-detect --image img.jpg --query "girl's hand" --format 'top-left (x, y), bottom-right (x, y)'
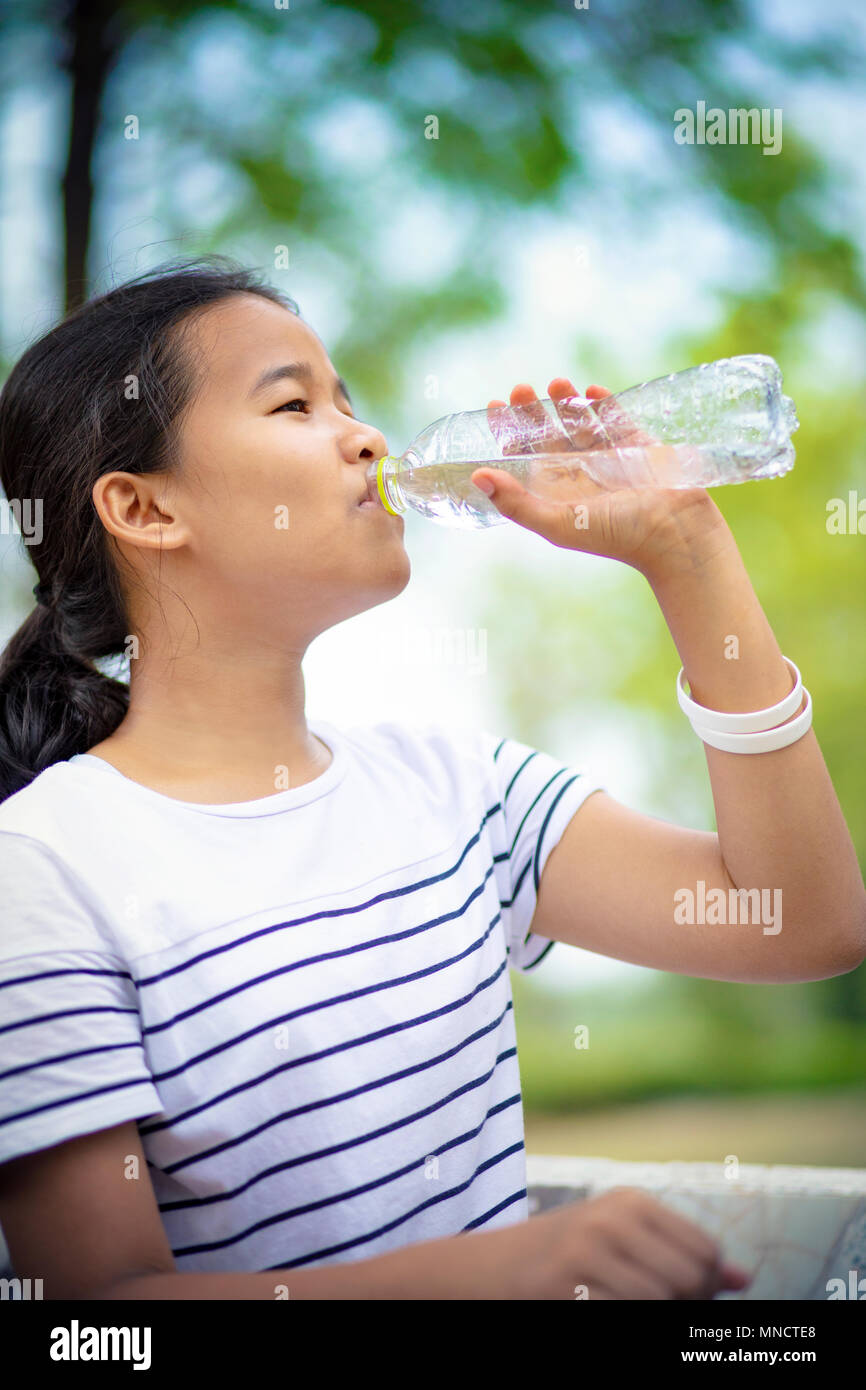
top-left (470, 378), bottom-right (729, 578)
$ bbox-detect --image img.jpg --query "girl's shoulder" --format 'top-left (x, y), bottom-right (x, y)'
top-left (0, 757), bottom-right (89, 846)
top-left (332, 715), bottom-right (503, 795)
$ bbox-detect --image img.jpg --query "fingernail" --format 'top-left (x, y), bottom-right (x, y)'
top-left (474, 477), bottom-right (495, 496)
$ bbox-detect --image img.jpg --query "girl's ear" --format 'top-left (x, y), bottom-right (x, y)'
top-left (92, 472), bottom-right (191, 551)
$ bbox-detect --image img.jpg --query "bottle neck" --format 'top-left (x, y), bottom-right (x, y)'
top-left (375, 453), bottom-right (413, 515)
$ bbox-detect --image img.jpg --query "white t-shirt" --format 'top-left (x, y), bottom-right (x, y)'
top-left (0, 718), bottom-right (604, 1274)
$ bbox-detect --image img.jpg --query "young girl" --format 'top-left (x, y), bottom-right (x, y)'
top-left (0, 257), bottom-right (861, 1301)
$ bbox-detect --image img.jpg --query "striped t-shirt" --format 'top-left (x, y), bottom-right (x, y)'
top-left (0, 718), bottom-right (603, 1274)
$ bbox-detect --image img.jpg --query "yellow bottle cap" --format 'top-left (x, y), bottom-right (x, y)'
top-left (376, 456), bottom-right (402, 515)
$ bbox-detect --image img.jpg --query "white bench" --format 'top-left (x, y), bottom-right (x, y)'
top-left (526, 1154), bottom-right (866, 1300)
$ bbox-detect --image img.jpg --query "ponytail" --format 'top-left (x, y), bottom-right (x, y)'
top-left (0, 604), bottom-right (128, 801)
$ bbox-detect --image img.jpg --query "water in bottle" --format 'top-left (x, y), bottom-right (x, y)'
top-left (367, 354), bottom-right (799, 530)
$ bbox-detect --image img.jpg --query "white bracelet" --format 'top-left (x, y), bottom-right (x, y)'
top-left (689, 687), bottom-right (812, 753)
top-left (677, 657), bottom-right (803, 733)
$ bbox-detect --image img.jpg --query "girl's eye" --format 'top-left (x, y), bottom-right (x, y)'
top-left (273, 398), bottom-right (308, 414)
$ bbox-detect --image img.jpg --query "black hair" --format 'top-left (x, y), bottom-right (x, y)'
top-left (0, 254), bottom-right (298, 802)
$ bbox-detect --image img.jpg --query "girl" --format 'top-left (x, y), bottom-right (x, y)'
top-left (0, 257), bottom-right (861, 1300)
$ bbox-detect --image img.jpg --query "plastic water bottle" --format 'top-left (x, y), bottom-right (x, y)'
top-left (367, 354), bottom-right (799, 530)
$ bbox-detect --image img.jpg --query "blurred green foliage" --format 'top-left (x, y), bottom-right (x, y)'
top-left (512, 973), bottom-right (866, 1110)
top-left (3, 0), bottom-right (864, 405)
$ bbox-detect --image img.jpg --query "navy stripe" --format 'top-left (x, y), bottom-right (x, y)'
top-left (135, 767), bottom-right (574, 1012)
top-left (144, 908), bottom-right (504, 1084)
top-left (136, 809), bottom-right (504, 991)
top-left (505, 853), bottom-right (533, 910)
top-left (533, 774), bottom-right (580, 895)
top-left (505, 752), bottom-right (538, 803)
top-left (264, 1141), bottom-right (525, 1269)
top-left (0, 964), bottom-right (133, 993)
top-left (519, 775), bottom-right (581, 948)
top-left (524, 939), bottom-right (555, 971)
top-left (0, 1040), bottom-right (142, 1083)
top-left (462, 1187), bottom-right (526, 1230)
top-left (133, 768), bottom-right (571, 1001)
top-left (145, 974), bottom-right (513, 1157)
top-left (144, 862), bottom-right (498, 1036)
top-left (159, 1056), bottom-right (520, 1212)
top-left (509, 768), bottom-right (569, 861)
top-left (0, 1004), bottom-right (140, 1039)
top-left (171, 1107), bottom-right (521, 1257)
top-left (0, 1075), bottom-right (155, 1130)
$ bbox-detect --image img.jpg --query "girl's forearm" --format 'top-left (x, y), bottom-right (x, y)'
top-left (640, 509), bottom-right (866, 968)
top-left (93, 1229), bottom-right (503, 1301)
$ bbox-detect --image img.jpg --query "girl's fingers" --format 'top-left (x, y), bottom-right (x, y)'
top-left (487, 397), bottom-right (518, 455)
top-left (509, 382), bottom-right (540, 406)
top-left (510, 381), bottom-right (572, 456)
top-left (487, 377), bottom-right (616, 459)
top-left (546, 376), bottom-right (599, 452)
top-left (486, 383), bottom-right (544, 457)
top-left (510, 383), bottom-right (550, 429)
top-left (588, 384), bottom-right (655, 447)
top-left (510, 384), bottom-right (548, 448)
top-left (469, 461), bottom-right (612, 553)
top-left (548, 376), bottom-right (580, 402)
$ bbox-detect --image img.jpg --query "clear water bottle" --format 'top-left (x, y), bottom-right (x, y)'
top-left (367, 354), bottom-right (799, 530)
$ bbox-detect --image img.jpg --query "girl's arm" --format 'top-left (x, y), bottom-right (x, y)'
top-left (0, 1119), bottom-right (746, 1300)
top-left (473, 381), bottom-right (866, 982)
top-left (530, 517), bottom-right (866, 982)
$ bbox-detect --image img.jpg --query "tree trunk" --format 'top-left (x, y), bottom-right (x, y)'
top-left (60, 0), bottom-right (124, 313)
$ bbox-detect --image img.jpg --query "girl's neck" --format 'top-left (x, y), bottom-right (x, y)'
top-left (86, 653), bottom-right (331, 803)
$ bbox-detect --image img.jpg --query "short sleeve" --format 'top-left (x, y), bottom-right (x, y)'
top-left (479, 731), bottom-right (605, 971)
top-left (0, 832), bottom-right (163, 1166)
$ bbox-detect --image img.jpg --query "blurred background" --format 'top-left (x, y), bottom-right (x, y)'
top-left (1, 0), bottom-right (864, 1164)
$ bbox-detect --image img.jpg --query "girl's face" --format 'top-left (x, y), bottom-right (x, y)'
top-left (157, 292), bottom-right (409, 645)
